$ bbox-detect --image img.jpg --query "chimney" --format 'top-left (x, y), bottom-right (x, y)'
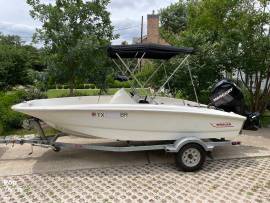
top-left (147, 10), bottom-right (160, 44)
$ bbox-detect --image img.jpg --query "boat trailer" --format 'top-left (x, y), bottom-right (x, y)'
top-left (0, 119), bottom-right (240, 172)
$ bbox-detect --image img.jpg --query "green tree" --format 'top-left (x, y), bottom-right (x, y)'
top-left (160, 1), bottom-right (187, 43)
top-left (27, 0), bottom-right (116, 95)
top-left (0, 33), bottom-right (36, 90)
top-left (0, 44), bottom-right (27, 89)
top-left (159, 1), bottom-right (223, 103)
top-left (0, 33), bottom-right (46, 90)
top-left (160, 0), bottom-right (270, 111)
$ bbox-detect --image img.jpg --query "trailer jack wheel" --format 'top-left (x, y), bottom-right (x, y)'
top-left (53, 146), bottom-right (61, 152)
top-left (175, 143), bottom-right (206, 172)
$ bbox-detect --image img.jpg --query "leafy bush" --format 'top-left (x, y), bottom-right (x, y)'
top-left (106, 74), bottom-right (132, 88)
top-left (63, 85), bottom-right (70, 89)
top-left (261, 110), bottom-right (270, 128)
top-left (175, 90), bottom-right (186, 99)
top-left (240, 86), bottom-right (252, 110)
top-left (65, 91), bottom-right (88, 97)
top-left (48, 84), bottom-right (56, 89)
top-left (52, 90), bottom-right (100, 98)
top-left (89, 84), bottom-right (96, 89)
top-left (135, 62), bottom-right (155, 85)
top-left (261, 116), bottom-right (270, 128)
top-left (76, 84), bottom-right (85, 89)
top-left (0, 88), bottom-right (47, 135)
top-left (48, 83), bottom-right (97, 90)
top-left (23, 88), bottom-right (47, 100)
top-left (109, 80), bottom-right (131, 88)
top-left (0, 91), bottom-right (26, 135)
top-left (84, 84), bottom-right (90, 89)
top-left (198, 89), bottom-right (211, 105)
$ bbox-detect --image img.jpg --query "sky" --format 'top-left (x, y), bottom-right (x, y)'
top-left (0, 0), bottom-right (177, 45)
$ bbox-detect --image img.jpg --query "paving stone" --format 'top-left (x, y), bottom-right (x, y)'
top-left (0, 157), bottom-right (270, 203)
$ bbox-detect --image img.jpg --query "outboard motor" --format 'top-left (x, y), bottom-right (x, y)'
top-left (210, 79), bottom-right (260, 130)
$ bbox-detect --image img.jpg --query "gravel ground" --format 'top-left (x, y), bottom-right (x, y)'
top-left (0, 157), bottom-right (270, 203)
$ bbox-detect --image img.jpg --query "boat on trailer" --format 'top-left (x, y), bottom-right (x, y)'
top-left (12, 88), bottom-right (245, 141)
top-left (12, 44), bottom-right (246, 141)
top-left (7, 44), bottom-right (246, 171)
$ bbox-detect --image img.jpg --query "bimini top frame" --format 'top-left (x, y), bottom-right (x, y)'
top-left (107, 43), bottom-right (194, 59)
top-left (107, 43), bottom-right (199, 104)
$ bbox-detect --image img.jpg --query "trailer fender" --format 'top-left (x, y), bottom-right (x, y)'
top-left (165, 137), bottom-right (214, 153)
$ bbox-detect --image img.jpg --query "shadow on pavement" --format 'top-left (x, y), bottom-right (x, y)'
top-left (31, 143), bottom-right (269, 174)
top-left (243, 128), bottom-right (270, 139)
top-left (31, 148), bottom-right (150, 174)
top-left (212, 145), bottom-right (270, 160)
top-left (0, 147), bottom-right (7, 159)
top-left (34, 151), bottom-right (264, 177)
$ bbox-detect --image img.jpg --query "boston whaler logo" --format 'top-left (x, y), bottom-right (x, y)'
top-left (210, 122), bottom-right (234, 128)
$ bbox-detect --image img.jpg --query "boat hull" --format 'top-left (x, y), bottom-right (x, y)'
top-left (12, 103), bottom-right (246, 141)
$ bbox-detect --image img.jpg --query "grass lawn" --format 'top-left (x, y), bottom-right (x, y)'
top-left (47, 88), bottom-right (150, 98)
top-left (262, 110), bottom-right (270, 127)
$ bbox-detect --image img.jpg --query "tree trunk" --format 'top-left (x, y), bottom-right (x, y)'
top-left (69, 82), bottom-right (74, 96)
top-left (68, 62), bottom-right (77, 96)
top-left (69, 70), bottom-right (75, 96)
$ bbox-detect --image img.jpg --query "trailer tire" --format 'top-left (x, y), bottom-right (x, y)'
top-left (175, 143), bottom-right (206, 172)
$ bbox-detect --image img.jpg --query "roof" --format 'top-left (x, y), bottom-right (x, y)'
top-left (107, 44), bottom-right (194, 59)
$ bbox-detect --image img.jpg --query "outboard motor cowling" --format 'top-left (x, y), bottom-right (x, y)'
top-left (210, 79), bottom-right (260, 130)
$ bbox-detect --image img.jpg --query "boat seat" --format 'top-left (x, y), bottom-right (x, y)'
top-left (110, 88), bottom-right (137, 104)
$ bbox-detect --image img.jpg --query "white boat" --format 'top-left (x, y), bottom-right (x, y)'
top-left (12, 88), bottom-right (246, 141)
top-left (8, 44), bottom-right (247, 172)
top-left (12, 44), bottom-right (246, 141)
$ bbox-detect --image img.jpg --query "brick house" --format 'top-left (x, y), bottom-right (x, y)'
top-left (133, 11), bottom-right (168, 45)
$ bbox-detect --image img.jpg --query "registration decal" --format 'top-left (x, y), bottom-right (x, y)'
top-left (91, 112), bottom-right (128, 119)
top-left (210, 122), bottom-right (234, 128)
top-left (91, 112), bottom-right (104, 118)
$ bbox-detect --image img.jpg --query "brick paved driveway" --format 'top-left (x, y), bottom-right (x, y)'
top-left (0, 157), bottom-right (269, 203)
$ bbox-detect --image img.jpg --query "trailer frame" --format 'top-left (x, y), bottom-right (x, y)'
top-left (0, 119), bottom-right (241, 171)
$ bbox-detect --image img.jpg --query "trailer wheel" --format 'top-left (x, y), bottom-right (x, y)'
top-left (175, 143), bottom-right (206, 172)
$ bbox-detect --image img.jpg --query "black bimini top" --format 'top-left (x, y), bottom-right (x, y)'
top-left (107, 43), bottom-right (194, 59)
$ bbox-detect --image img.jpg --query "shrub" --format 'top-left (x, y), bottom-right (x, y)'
top-left (0, 91), bottom-right (26, 135)
top-left (240, 86), bottom-right (252, 110)
top-left (199, 89), bottom-right (210, 105)
top-left (261, 110), bottom-right (270, 127)
top-left (48, 84), bottom-right (56, 89)
top-left (63, 85), bottom-right (70, 89)
top-left (23, 88), bottom-right (47, 100)
top-left (89, 84), bottom-right (96, 89)
top-left (83, 84), bottom-right (96, 89)
top-left (55, 90), bottom-right (94, 98)
top-left (175, 90), bottom-right (186, 99)
top-left (135, 62), bottom-right (155, 84)
top-left (109, 80), bottom-right (131, 88)
top-left (76, 84), bottom-right (85, 89)
top-left (0, 89), bottom-right (47, 135)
